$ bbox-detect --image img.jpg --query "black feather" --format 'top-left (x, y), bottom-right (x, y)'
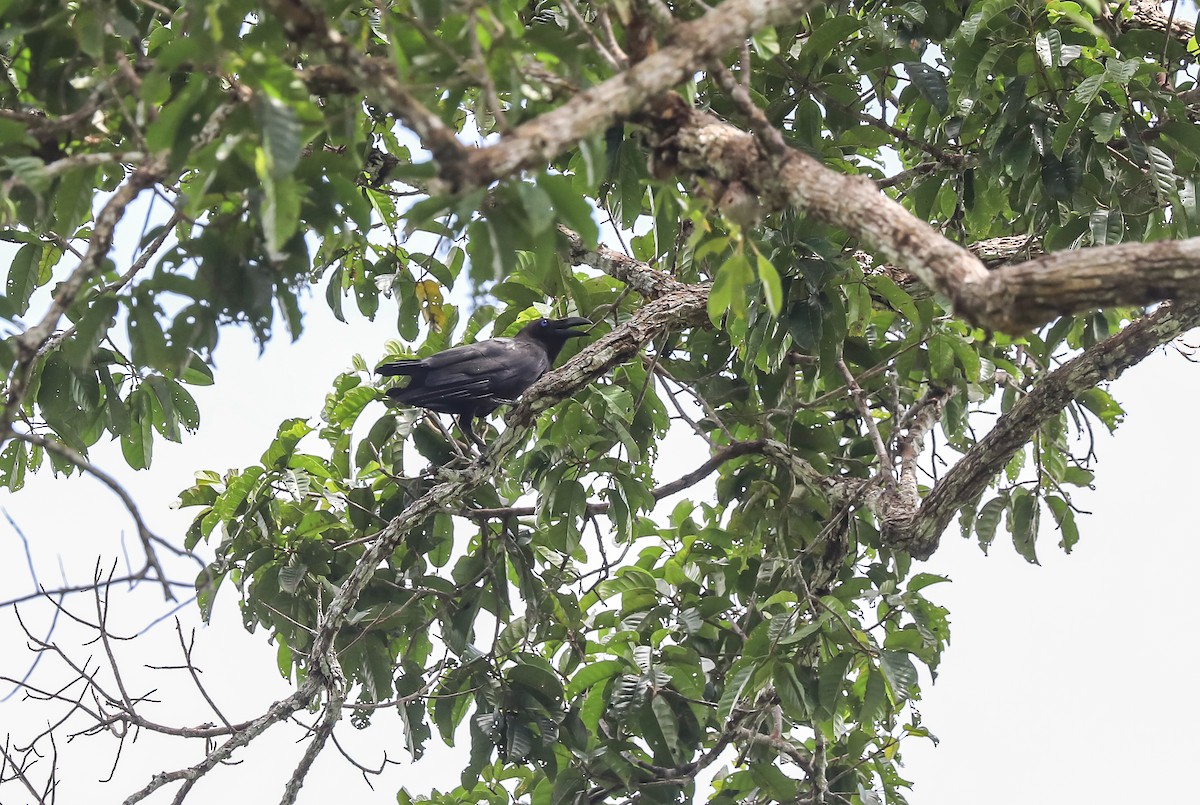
top-left (377, 316), bottom-right (592, 445)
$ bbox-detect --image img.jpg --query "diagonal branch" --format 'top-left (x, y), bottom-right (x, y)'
top-left (121, 684), bottom-right (317, 805)
top-left (0, 158), bottom-right (166, 438)
top-left (642, 96), bottom-right (1200, 332)
top-left (884, 299), bottom-right (1200, 559)
top-left (558, 225), bottom-right (688, 298)
top-left (459, 0), bottom-right (821, 189)
top-left (7, 431), bottom-right (177, 600)
top-left (836, 356), bottom-right (895, 488)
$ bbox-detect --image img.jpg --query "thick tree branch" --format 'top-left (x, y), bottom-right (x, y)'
top-left (885, 299), bottom-right (1200, 558)
top-left (644, 96), bottom-right (1200, 332)
top-left (1121, 1), bottom-right (1194, 45)
top-left (975, 239), bottom-right (1200, 329)
top-left (460, 0), bottom-right (821, 189)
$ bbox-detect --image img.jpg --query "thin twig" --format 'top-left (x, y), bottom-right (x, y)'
top-left (7, 431), bottom-right (176, 600)
top-left (836, 355), bottom-right (895, 488)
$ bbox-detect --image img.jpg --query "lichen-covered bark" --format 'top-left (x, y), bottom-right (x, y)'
top-left (888, 299), bottom-right (1200, 558)
top-left (642, 97), bottom-right (1200, 332)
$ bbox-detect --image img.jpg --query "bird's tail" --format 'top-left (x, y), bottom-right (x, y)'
top-left (376, 359), bottom-right (423, 377)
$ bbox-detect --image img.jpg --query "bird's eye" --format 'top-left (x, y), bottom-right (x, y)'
top-left (539, 318), bottom-right (549, 327)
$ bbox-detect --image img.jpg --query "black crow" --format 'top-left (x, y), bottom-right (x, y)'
top-left (377, 316), bottom-right (592, 446)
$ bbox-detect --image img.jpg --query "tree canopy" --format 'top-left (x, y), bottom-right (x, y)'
top-left (2, 0), bottom-right (1199, 803)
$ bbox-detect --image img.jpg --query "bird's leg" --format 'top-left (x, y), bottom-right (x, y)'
top-left (458, 414), bottom-right (488, 452)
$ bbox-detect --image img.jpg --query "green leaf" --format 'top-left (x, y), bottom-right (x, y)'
top-left (6, 242), bottom-right (43, 317)
top-left (879, 650), bottom-right (918, 702)
top-left (860, 668), bottom-right (886, 723)
top-left (1041, 152), bottom-right (1080, 203)
top-left (904, 62), bottom-right (949, 116)
top-left (262, 418), bottom-right (315, 468)
top-left (1090, 110), bottom-right (1121, 143)
top-left (541, 174), bottom-right (598, 246)
top-left (195, 563), bottom-right (225, 623)
top-left (716, 659), bottom-right (755, 722)
top-left (708, 253), bottom-right (754, 324)
top-left (975, 496), bottom-right (1006, 554)
top-left (1072, 72), bottom-right (1103, 105)
top-left (817, 653), bottom-right (852, 720)
top-left (867, 275), bottom-right (920, 325)
top-left (1034, 30), bottom-right (1061, 68)
top-left (0, 440), bottom-right (29, 492)
top-left (261, 173), bottom-right (302, 257)
top-left (1144, 146), bottom-right (1178, 204)
top-left (799, 17), bottom-right (862, 64)
top-left (120, 394), bottom-right (154, 470)
top-left (649, 694), bottom-right (679, 762)
top-left (566, 660), bottom-right (625, 698)
top-left (257, 95), bottom-right (301, 179)
top-left (1088, 209), bottom-right (1123, 246)
top-left (128, 292), bottom-right (171, 371)
top-left (278, 560), bottom-right (306, 594)
top-left (64, 297), bottom-right (118, 368)
top-left (5, 156), bottom-right (50, 194)
top-left (755, 252), bottom-right (783, 315)
top-left (517, 181), bottom-right (556, 236)
top-left (1009, 487), bottom-right (1039, 564)
top-left (1046, 495), bottom-right (1080, 554)
top-left (751, 25), bottom-right (780, 57)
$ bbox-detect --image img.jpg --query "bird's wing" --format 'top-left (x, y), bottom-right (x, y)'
top-left (376, 358), bottom-right (424, 377)
top-left (386, 339), bottom-right (549, 412)
top-left (377, 340), bottom-right (501, 376)
top-left (422, 339), bottom-right (548, 391)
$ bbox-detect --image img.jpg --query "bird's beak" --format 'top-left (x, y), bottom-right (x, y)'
top-left (556, 317), bottom-right (593, 338)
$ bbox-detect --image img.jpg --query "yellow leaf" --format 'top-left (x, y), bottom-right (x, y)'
top-left (414, 280), bottom-right (446, 331)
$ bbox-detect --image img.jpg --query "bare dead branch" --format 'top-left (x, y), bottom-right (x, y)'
top-left (173, 622), bottom-right (234, 732)
top-left (836, 356), bottom-right (895, 488)
top-left (7, 431), bottom-right (177, 599)
top-left (121, 683), bottom-right (318, 804)
top-left (278, 688), bottom-right (344, 805)
top-left (1, 734), bottom-right (49, 804)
